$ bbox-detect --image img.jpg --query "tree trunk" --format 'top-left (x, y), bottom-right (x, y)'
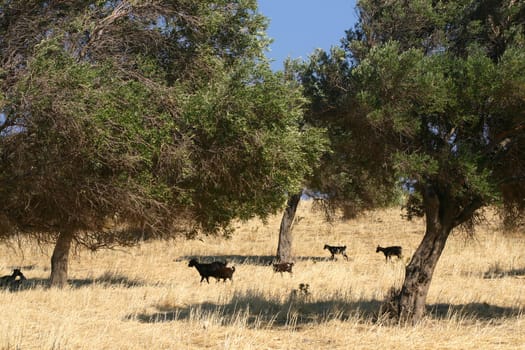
top-left (50, 230), bottom-right (74, 288)
top-left (397, 223), bottom-right (452, 323)
top-left (397, 185), bottom-right (454, 324)
top-left (396, 183), bottom-right (484, 324)
top-left (276, 192), bottom-right (302, 262)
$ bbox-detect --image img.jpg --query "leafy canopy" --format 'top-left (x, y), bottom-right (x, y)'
top-left (0, 1), bottom-right (327, 244)
top-left (300, 0), bottom-right (524, 227)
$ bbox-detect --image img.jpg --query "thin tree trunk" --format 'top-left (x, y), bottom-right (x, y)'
top-left (50, 230), bottom-right (74, 288)
top-left (276, 192), bottom-right (302, 262)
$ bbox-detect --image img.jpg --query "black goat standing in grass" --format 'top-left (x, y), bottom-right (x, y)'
top-left (0, 268), bottom-right (26, 288)
top-left (214, 266), bottom-right (235, 282)
top-left (188, 259), bottom-right (228, 283)
top-left (376, 245), bottom-right (403, 262)
top-left (271, 262), bottom-right (294, 276)
top-left (323, 244), bottom-right (349, 261)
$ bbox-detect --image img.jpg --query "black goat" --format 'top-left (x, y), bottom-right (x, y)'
top-left (0, 269), bottom-right (26, 288)
top-left (188, 259), bottom-right (227, 283)
top-left (272, 262), bottom-right (294, 275)
top-left (323, 244), bottom-right (349, 260)
top-left (214, 266), bottom-right (235, 282)
top-left (376, 245), bottom-right (403, 261)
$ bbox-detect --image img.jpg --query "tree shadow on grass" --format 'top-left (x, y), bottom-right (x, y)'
top-left (428, 302), bottom-right (523, 320)
top-left (69, 272), bottom-right (146, 288)
top-left (482, 265), bottom-right (525, 279)
top-left (177, 255), bottom-right (333, 266)
top-left (2, 272), bottom-right (146, 292)
top-left (126, 289), bottom-right (524, 327)
top-left (126, 290), bottom-right (382, 327)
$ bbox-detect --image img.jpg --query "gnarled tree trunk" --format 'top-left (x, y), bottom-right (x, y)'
top-left (398, 221), bottom-right (452, 323)
top-left (397, 185), bottom-right (453, 323)
top-left (397, 185), bottom-right (482, 324)
top-left (50, 230), bottom-right (74, 288)
top-left (276, 192), bottom-right (302, 262)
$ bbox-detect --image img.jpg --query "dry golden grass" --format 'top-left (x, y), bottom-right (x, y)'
top-left (1, 201), bottom-right (524, 349)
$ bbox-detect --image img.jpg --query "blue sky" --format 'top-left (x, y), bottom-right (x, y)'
top-left (257, 0), bottom-right (358, 70)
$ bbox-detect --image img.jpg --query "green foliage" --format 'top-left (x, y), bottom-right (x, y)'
top-left (298, 0), bottom-right (525, 323)
top-left (355, 41), bottom-right (523, 218)
top-left (346, 0), bottom-right (450, 61)
top-left (302, 0), bottom-right (524, 227)
top-left (298, 45), bottom-right (401, 217)
top-left (20, 40), bottom-right (176, 200)
top-left (178, 62), bottom-right (328, 229)
top-left (392, 152), bottom-right (439, 181)
top-left (0, 1), bottom-right (327, 242)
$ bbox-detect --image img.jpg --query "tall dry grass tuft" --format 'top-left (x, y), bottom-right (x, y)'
top-left (1, 201), bottom-right (524, 349)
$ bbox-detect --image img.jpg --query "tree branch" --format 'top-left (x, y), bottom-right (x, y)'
top-left (452, 196), bottom-right (484, 227)
top-left (79, 2), bottom-right (133, 60)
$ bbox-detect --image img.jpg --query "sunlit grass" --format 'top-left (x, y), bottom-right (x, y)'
top-left (1, 201), bottom-right (524, 349)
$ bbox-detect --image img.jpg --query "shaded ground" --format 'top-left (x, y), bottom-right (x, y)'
top-left (126, 290), bottom-right (523, 327)
top-left (428, 302), bottom-right (524, 320)
top-left (483, 266), bottom-right (525, 279)
top-left (1, 273), bottom-right (146, 291)
top-left (127, 291), bottom-right (380, 327)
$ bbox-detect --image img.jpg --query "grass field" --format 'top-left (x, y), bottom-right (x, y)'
top-left (1, 201), bottom-right (524, 349)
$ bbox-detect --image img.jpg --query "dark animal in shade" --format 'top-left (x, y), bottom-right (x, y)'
top-left (188, 259), bottom-right (228, 283)
top-left (214, 266), bottom-right (235, 282)
top-left (376, 245), bottom-right (403, 261)
top-left (0, 268), bottom-right (26, 287)
top-left (272, 262), bottom-right (294, 275)
top-left (323, 244), bottom-right (349, 260)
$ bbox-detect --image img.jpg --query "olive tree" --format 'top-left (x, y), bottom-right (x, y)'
top-left (0, 0), bottom-right (326, 286)
top-left (302, 0), bottom-right (524, 323)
